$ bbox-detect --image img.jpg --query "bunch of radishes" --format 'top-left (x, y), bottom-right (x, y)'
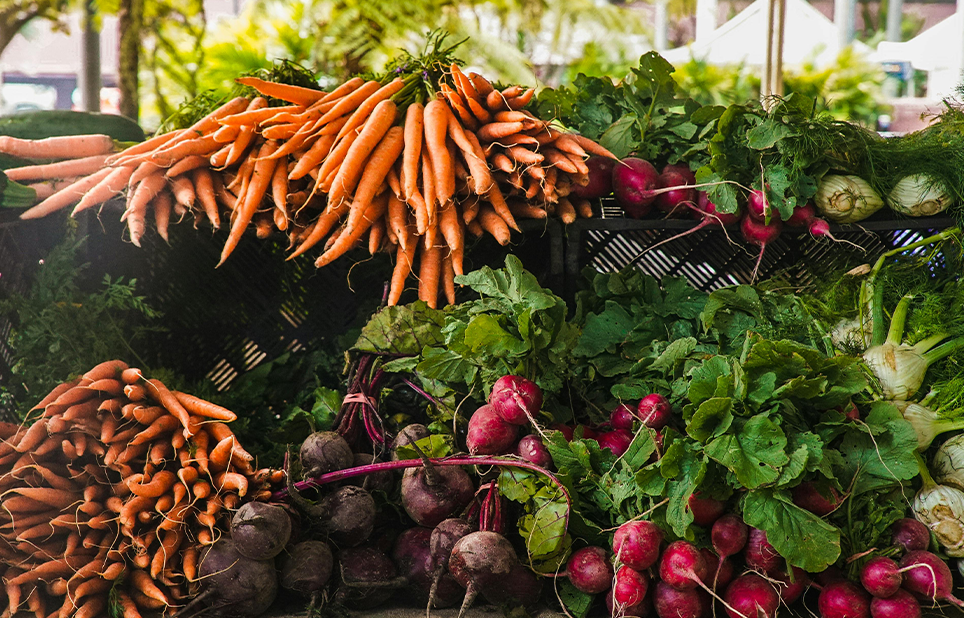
top-left (467, 375), bottom-right (551, 467)
top-left (549, 393), bottom-right (673, 459)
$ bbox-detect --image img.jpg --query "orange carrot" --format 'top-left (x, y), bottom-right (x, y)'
top-left (486, 185), bottom-right (520, 232)
top-left (469, 72), bottom-right (495, 96)
top-left (126, 470), bottom-right (177, 498)
top-left (106, 129), bottom-right (185, 166)
top-left (326, 99), bottom-right (397, 209)
top-left (369, 217), bottom-right (386, 254)
top-left (165, 154), bottom-right (209, 178)
top-left (124, 172), bottom-right (167, 247)
top-left (214, 471), bottom-right (249, 496)
top-left (288, 133), bottom-right (335, 181)
top-left (439, 84), bottom-right (478, 131)
top-left (192, 168), bottom-right (220, 229)
top-left (423, 99), bottom-right (454, 206)
top-left (333, 78), bottom-right (405, 144)
top-left (153, 189), bottom-right (173, 242)
top-left (0, 134), bottom-right (114, 159)
top-left (441, 252), bottom-right (456, 305)
top-left (387, 192), bottom-right (410, 252)
top-left (509, 201), bottom-right (548, 219)
top-left (13, 418), bottom-right (48, 454)
top-left (477, 205), bottom-right (511, 245)
top-left (388, 231), bottom-right (418, 306)
top-left (150, 133), bottom-right (221, 167)
top-left (213, 122), bottom-right (241, 143)
top-left (343, 127), bottom-right (405, 231)
top-left (557, 197), bottom-right (577, 224)
top-left (486, 89), bottom-right (506, 111)
top-left (402, 103), bottom-right (424, 203)
top-left (315, 80), bottom-right (382, 128)
top-left (83, 359), bottom-right (128, 381)
top-left (569, 134), bottom-right (618, 159)
top-left (235, 77), bottom-right (326, 106)
top-left (506, 88), bottom-right (535, 110)
top-left (418, 243), bottom-right (443, 309)
top-left (573, 197), bottom-right (594, 218)
top-left (218, 139), bottom-right (280, 266)
top-left (19, 167), bottom-right (112, 220)
top-left (5, 154), bottom-right (110, 182)
top-left (218, 102), bottom-right (291, 128)
top-left (315, 193), bottom-right (390, 268)
top-left (477, 122), bottom-right (526, 142)
top-left (448, 117), bottom-right (494, 195)
top-left (438, 200), bottom-right (464, 276)
top-left (129, 569), bottom-right (169, 606)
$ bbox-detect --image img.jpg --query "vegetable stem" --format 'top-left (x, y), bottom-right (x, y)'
top-left (923, 336), bottom-right (964, 365)
top-left (885, 294), bottom-right (913, 346)
top-left (915, 451), bottom-right (936, 489)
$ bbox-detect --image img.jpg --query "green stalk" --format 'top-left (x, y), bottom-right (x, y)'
top-left (923, 335), bottom-right (964, 364)
top-left (869, 277), bottom-right (887, 348)
top-left (915, 451), bottom-right (936, 488)
top-left (885, 294), bottom-right (914, 346)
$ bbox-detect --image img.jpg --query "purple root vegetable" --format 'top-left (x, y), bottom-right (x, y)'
top-left (628, 190), bottom-right (742, 265)
top-left (187, 539), bottom-right (278, 618)
top-left (637, 394), bottom-right (672, 431)
top-left (741, 214), bottom-right (783, 283)
top-left (392, 527), bottom-right (463, 608)
top-left (229, 501), bottom-right (292, 561)
top-left (346, 452), bottom-right (395, 492)
top-left (279, 539), bottom-right (334, 613)
top-left (711, 515), bottom-right (748, 568)
top-left (466, 404), bottom-right (520, 455)
top-left (723, 574), bottom-right (780, 618)
top-left (892, 518), bottom-right (930, 553)
top-left (514, 434), bottom-right (553, 468)
top-left (489, 375), bottom-right (543, 426)
top-left (818, 579), bottom-right (872, 618)
top-left (860, 556), bottom-right (903, 598)
top-left (654, 170), bottom-right (697, 216)
top-left (612, 520), bottom-right (663, 571)
top-left (428, 518), bottom-right (475, 611)
top-left (744, 528), bottom-right (782, 573)
top-left (570, 156), bottom-right (616, 199)
top-left (400, 461), bottom-right (474, 528)
top-left (791, 481), bottom-right (842, 516)
top-left (898, 550), bottom-right (964, 607)
top-left (610, 404), bottom-right (636, 431)
top-left (300, 431), bottom-right (354, 477)
top-left (611, 566), bottom-right (649, 611)
top-left (613, 158), bottom-right (660, 219)
top-left (871, 589), bottom-right (921, 618)
top-left (687, 492), bottom-right (726, 527)
top-left (772, 566), bottom-right (809, 604)
top-left (481, 563), bottom-right (544, 609)
top-left (449, 531), bottom-right (519, 618)
top-left (336, 546), bottom-right (403, 609)
top-left (702, 551), bottom-right (735, 590)
top-left (567, 546), bottom-right (614, 594)
top-left (597, 429), bottom-right (634, 456)
top-left (653, 580), bottom-right (708, 618)
top-left (320, 485), bottom-right (376, 547)
top-left (392, 424), bottom-right (431, 460)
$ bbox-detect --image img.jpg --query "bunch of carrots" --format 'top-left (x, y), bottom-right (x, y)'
top-left (14, 63), bottom-right (613, 308)
top-left (0, 360), bottom-right (271, 618)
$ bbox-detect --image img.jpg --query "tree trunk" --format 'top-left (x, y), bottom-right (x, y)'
top-left (118, 0), bottom-right (142, 121)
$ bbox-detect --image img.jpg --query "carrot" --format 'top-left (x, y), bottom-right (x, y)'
top-left (477, 205), bottom-right (511, 245)
top-left (463, 90), bottom-right (492, 124)
top-left (129, 414), bottom-right (178, 446)
top-left (212, 122), bottom-right (241, 143)
top-left (469, 72), bottom-right (495, 96)
top-left (27, 176), bottom-right (86, 200)
top-left (124, 382), bottom-right (147, 402)
top-left (486, 89), bottom-right (506, 111)
top-left (569, 134), bottom-right (618, 159)
top-left (268, 160), bottom-right (289, 232)
top-left (418, 243), bottom-right (443, 309)
top-left (30, 379), bottom-right (80, 413)
top-left (218, 102), bottom-right (291, 128)
top-left (557, 197), bottom-right (577, 224)
top-left (169, 175), bottom-right (196, 213)
top-left (326, 99), bottom-right (397, 209)
top-left (477, 121), bottom-right (526, 142)
top-left (368, 217), bottom-right (386, 254)
top-left (573, 197), bottom-right (594, 219)
top-left (116, 591), bottom-right (143, 618)
top-left (124, 172), bottom-right (167, 247)
top-left (507, 88), bottom-right (535, 110)
top-left (0, 134), bottom-right (114, 159)
top-left (438, 200), bottom-right (464, 276)
top-left (288, 133), bottom-right (336, 181)
top-left (6, 558), bottom-right (84, 585)
top-left (441, 252), bottom-right (457, 305)
top-left (154, 189), bottom-right (174, 242)
top-left (129, 405), bottom-right (163, 427)
top-left (129, 569), bottom-right (169, 606)
top-left (208, 435), bottom-right (235, 471)
top-left (218, 139), bottom-right (280, 266)
top-left (401, 103), bottom-right (425, 202)
top-left (314, 80), bottom-right (382, 128)
top-left (80, 359), bottom-right (127, 382)
top-left (386, 192), bottom-right (410, 253)
top-left (509, 201), bottom-right (548, 219)
top-left (19, 167), bottom-right (113, 220)
top-left (448, 119), bottom-right (494, 195)
top-left (261, 121), bottom-right (301, 141)
top-left (486, 185), bottom-right (520, 232)
top-left (62, 398), bottom-right (101, 420)
top-left (315, 192), bottom-right (390, 268)
top-left (171, 391), bottom-right (236, 422)
top-left (126, 470), bottom-right (177, 498)
top-left (505, 146), bottom-right (544, 166)
top-left (5, 487), bottom-right (80, 510)
top-left (235, 76), bottom-right (326, 106)
top-left (5, 153), bottom-right (110, 183)
top-left (343, 127), bottom-right (405, 231)
top-left (387, 234), bottom-right (417, 307)
top-left (420, 148), bottom-right (437, 243)
top-left (13, 418), bottom-right (48, 454)
top-left (214, 471), bottom-right (249, 496)
top-left (333, 78), bottom-right (404, 144)
top-left (440, 84), bottom-right (479, 131)
top-left (491, 152), bottom-right (513, 173)
top-left (423, 99), bottom-right (455, 206)
top-left (191, 168), bottom-right (220, 229)
top-left (315, 127), bottom-right (363, 193)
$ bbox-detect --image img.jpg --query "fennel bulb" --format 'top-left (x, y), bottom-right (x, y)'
top-left (887, 174), bottom-right (954, 217)
top-left (893, 401), bottom-right (964, 450)
top-left (934, 433), bottom-right (964, 490)
top-left (814, 175), bottom-right (884, 223)
top-left (915, 454), bottom-right (964, 557)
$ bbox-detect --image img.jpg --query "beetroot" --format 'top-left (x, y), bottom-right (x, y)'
top-left (466, 404), bottom-right (519, 455)
top-left (320, 485), bottom-right (376, 547)
top-left (612, 566), bottom-right (649, 610)
top-left (567, 545), bottom-right (614, 594)
top-left (400, 463), bottom-right (474, 528)
top-left (892, 518), bottom-right (930, 552)
top-left (871, 589), bottom-right (921, 618)
top-left (449, 531), bottom-right (519, 617)
top-left (489, 375), bottom-right (543, 426)
top-left (280, 540), bottom-right (333, 596)
top-left (482, 563), bottom-right (543, 609)
top-left (429, 518), bottom-right (475, 608)
top-left (337, 546), bottom-right (400, 609)
top-left (570, 156), bottom-right (616, 199)
top-left (194, 539), bottom-right (278, 617)
top-left (744, 528), bottom-right (782, 573)
top-left (346, 452), bottom-right (394, 492)
top-left (610, 404), bottom-right (637, 431)
top-left (818, 579), bottom-right (871, 618)
top-left (637, 394), bottom-right (672, 430)
top-left (392, 527), bottom-right (462, 607)
top-left (791, 481), bottom-right (841, 516)
top-left (514, 434), bottom-right (552, 468)
top-left (598, 429), bottom-right (634, 456)
top-left (687, 492), bottom-right (725, 527)
top-left (723, 574), bottom-right (780, 618)
top-left (658, 541), bottom-right (708, 591)
top-left (393, 423), bottom-right (431, 456)
top-left (860, 556), bottom-right (902, 598)
top-left (772, 566), bottom-right (809, 604)
top-left (300, 431), bottom-right (353, 477)
top-left (613, 158), bottom-right (660, 218)
top-left (898, 550), bottom-right (964, 607)
top-left (230, 501), bottom-right (291, 560)
top-left (612, 520), bottom-right (663, 571)
top-left (653, 581), bottom-right (706, 618)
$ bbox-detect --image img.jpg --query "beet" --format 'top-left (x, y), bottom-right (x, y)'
top-left (346, 453), bottom-right (394, 492)
top-left (723, 574), bottom-right (780, 618)
top-left (401, 463), bottom-right (474, 527)
top-left (449, 531), bottom-right (519, 617)
top-left (195, 539), bottom-right (278, 617)
top-left (481, 563), bottom-right (543, 609)
top-left (230, 501), bottom-right (292, 561)
top-left (489, 375), bottom-right (543, 426)
top-left (567, 545), bottom-right (614, 594)
top-left (613, 157), bottom-right (660, 218)
top-left (597, 429), bottom-right (634, 456)
top-left (300, 431), bottom-right (353, 477)
top-left (612, 520), bottom-right (662, 571)
top-left (392, 424), bottom-right (431, 460)
top-left (514, 434), bottom-right (553, 468)
top-left (392, 526), bottom-right (462, 608)
top-left (653, 581), bottom-right (706, 618)
top-left (337, 546), bottom-right (400, 609)
top-left (279, 540), bottom-right (334, 595)
top-left (466, 404), bottom-right (519, 455)
top-left (687, 492), bottom-right (725, 527)
top-left (320, 485), bottom-right (376, 547)
top-left (818, 579), bottom-right (871, 618)
top-left (571, 156), bottom-right (616, 199)
top-left (429, 518), bottom-right (475, 608)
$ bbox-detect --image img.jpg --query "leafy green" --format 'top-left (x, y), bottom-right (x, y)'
top-left (742, 489), bottom-right (841, 572)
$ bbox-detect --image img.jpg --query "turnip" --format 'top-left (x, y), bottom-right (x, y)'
top-left (300, 430), bottom-right (353, 477)
top-left (860, 556), bottom-right (902, 598)
top-left (610, 404), bottom-right (637, 431)
top-left (791, 480), bottom-right (842, 516)
top-left (279, 539), bottom-right (334, 614)
top-left (187, 538), bottom-right (278, 617)
top-left (723, 573), bottom-right (780, 618)
top-left (613, 520), bottom-right (663, 571)
top-left (818, 579), bottom-right (871, 618)
top-left (570, 156), bottom-right (616, 199)
top-left (466, 404), bottom-right (519, 455)
top-left (514, 434), bottom-right (552, 468)
top-left (392, 424), bottom-right (431, 460)
top-left (870, 589), bottom-right (921, 618)
top-left (772, 566), bottom-right (809, 604)
top-left (336, 546), bottom-right (402, 609)
top-left (637, 394), bottom-right (672, 431)
top-left (784, 201), bottom-right (816, 227)
top-left (489, 375), bottom-right (543, 426)
top-left (567, 545), bottom-right (614, 594)
top-left (892, 518), bottom-right (930, 552)
top-left (653, 580), bottom-right (707, 618)
top-left (654, 170), bottom-right (697, 217)
top-left (898, 550), bottom-right (964, 607)
top-left (613, 157), bottom-right (660, 219)
top-left (597, 429), bottom-right (634, 456)
top-left (400, 459), bottom-right (474, 527)
top-left (481, 563), bottom-right (543, 609)
top-left (741, 214), bottom-right (782, 283)
top-left (449, 531), bottom-right (519, 618)
top-left (612, 565), bottom-right (649, 611)
top-left (320, 485), bottom-right (376, 547)
top-left (392, 526), bottom-right (462, 608)
top-left (428, 518), bottom-right (475, 610)
top-left (687, 492), bottom-right (726, 527)
top-left (744, 528), bottom-right (782, 573)
top-left (229, 501), bottom-right (292, 561)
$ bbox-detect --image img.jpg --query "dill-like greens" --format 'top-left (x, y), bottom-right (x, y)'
top-left (380, 29), bottom-right (467, 109)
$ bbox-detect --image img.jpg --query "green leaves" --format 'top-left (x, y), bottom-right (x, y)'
top-left (836, 402), bottom-right (919, 494)
top-left (705, 415), bottom-right (789, 488)
top-left (499, 466), bottom-right (570, 564)
top-left (743, 489), bottom-right (841, 572)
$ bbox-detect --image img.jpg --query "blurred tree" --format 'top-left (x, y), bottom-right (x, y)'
top-left (0, 0), bottom-right (69, 56)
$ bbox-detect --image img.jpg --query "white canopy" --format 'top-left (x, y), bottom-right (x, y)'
top-left (874, 12), bottom-right (962, 98)
top-left (663, 0), bottom-right (870, 68)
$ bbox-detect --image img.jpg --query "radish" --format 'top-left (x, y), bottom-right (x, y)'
top-left (746, 190), bottom-right (776, 222)
top-left (637, 394), bottom-right (672, 430)
top-left (741, 213), bottom-right (782, 283)
top-left (699, 548), bottom-right (734, 589)
top-left (723, 574), bottom-right (780, 618)
top-left (577, 425), bottom-right (599, 440)
top-left (870, 589), bottom-right (921, 618)
top-left (567, 546), bottom-right (614, 594)
top-left (791, 481), bottom-right (842, 516)
top-left (809, 217), bottom-right (854, 245)
top-left (710, 514), bottom-right (747, 588)
top-left (784, 201), bottom-right (816, 227)
top-left (489, 375), bottom-right (543, 426)
top-left (612, 565), bottom-right (650, 609)
top-left (658, 541), bottom-right (709, 590)
top-left (613, 520), bottom-right (663, 570)
top-left (400, 452), bottom-right (474, 527)
top-left (654, 170), bottom-right (697, 216)
top-left (818, 579), bottom-right (871, 618)
top-left (606, 586), bottom-right (652, 618)
top-left (898, 550), bottom-right (964, 607)
top-left (687, 492), bottom-right (725, 527)
top-left (570, 156), bottom-right (616, 199)
top-left (815, 565), bottom-right (847, 586)
top-left (610, 403), bottom-right (637, 431)
top-left (466, 404), bottom-right (519, 455)
top-left (744, 528), bottom-right (782, 573)
top-left (551, 423), bottom-right (575, 441)
top-left (597, 429), bottom-right (634, 456)
top-left (653, 581), bottom-right (707, 618)
top-left (663, 163), bottom-right (697, 185)
top-left (860, 556), bottom-right (902, 598)
top-left (613, 157), bottom-right (660, 218)
top-left (892, 518), bottom-right (930, 552)
top-left (514, 434), bottom-right (552, 468)
top-left (449, 531), bottom-right (518, 618)
top-left (772, 566), bottom-right (809, 604)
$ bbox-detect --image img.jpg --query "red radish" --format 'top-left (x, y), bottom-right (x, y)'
top-left (861, 556), bottom-right (902, 598)
top-left (577, 425), bottom-right (598, 440)
top-left (898, 550), bottom-right (964, 607)
top-left (653, 581), bottom-right (707, 618)
top-left (654, 171), bottom-right (697, 216)
top-left (658, 541), bottom-right (708, 590)
top-left (662, 163), bottom-right (696, 185)
top-left (710, 514), bottom-right (747, 588)
top-left (637, 394), bottom-right (672, 430)
top-left (597, 429), bottom-right (634, 456)
top-left (514, 434), bottom-right (552, 468)
top-left (687, 492), bottom-right (726, 527)
top-left (723, 574), bottom-right (780, 618)
top-left (613, 158), bottom-right (660, 218)
top-left (448, 531), bottom-right (518, 617)
top-left (611, 403), bottom-right (637, 431)
top-left (815, 565), bottom-right (847, 586)
top-left (566, 546), bottom-right (614, 594)
top-left (741, 214), bottom-right (782, 283)
top-left (571, 156), bottom-right (616, 199)
top-left (871, 589), bottom-right (921, 618)
top-left (551, 424), bottom-right (575, 441)
top-left (489, 375), bottom-right (542, 426)
top-left (791, 481), bottom-right (842, 516)
top-left (744, 528), bottom-right (782, 573)
top-left (699, 548), bottom-right (734, 590)
top-left (772, 566), bottom-right (809, 604)
top-left (784, 201), bottom-right (816, 227)
top-left (891, 518), bottom-right (930, 553)
top-left (466, 404), bottom-right (519, 455)
top-left (809, 218), bottom-right (862, 250)
top-left (613, 520), bottom-right (663, 571)
top-left (746, 190), bottom-right (777, 222)
top-left (841, 401), bottom-right (860, 421)
top-left (606, 586), bottom-right (652, 618)
top-left (818, 579), bottom-right (871, 618)
top-left (612, 566), bottom-right (649, 609)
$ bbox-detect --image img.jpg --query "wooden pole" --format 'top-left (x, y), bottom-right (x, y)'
top-left (775, 0), bottom-right (787, 96)
top-left (763, 0), bottom-right (776, 99)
